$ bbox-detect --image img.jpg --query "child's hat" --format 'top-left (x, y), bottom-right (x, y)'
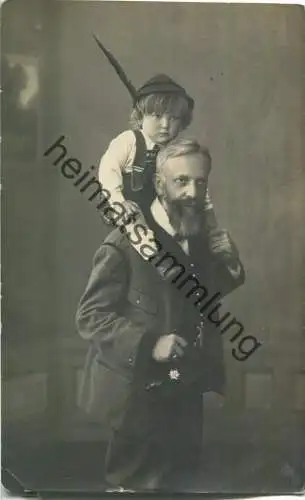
top-left (93, 36), bottom-right (194, 110)
top-left (135, 74), bottom-right (194, 110)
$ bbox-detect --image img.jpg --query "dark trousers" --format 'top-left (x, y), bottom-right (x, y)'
top-left (104, 384), bottom-right (203, 491)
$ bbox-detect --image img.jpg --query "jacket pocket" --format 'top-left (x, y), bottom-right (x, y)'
top-left (78, 353), bottom-right (132, 430)
top-left (127, 288), bottom-right (158, 316)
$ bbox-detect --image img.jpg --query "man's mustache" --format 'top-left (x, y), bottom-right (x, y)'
top-left (171, 198), bottom-right (203, 212)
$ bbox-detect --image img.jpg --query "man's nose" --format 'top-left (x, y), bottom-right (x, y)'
top-left (185, 182), bottom-right (197, 198)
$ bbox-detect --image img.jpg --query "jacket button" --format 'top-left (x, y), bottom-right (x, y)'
top-left (128, 357), bottom-right (133, 364)
top-left (136, 299), bottom-right (140, 304)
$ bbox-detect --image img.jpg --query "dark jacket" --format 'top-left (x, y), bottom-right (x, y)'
top-left (76, 225), bottom-right (245, 431)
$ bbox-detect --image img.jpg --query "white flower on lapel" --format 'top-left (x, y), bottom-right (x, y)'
top-left (169, 369), bottom-right (180, 381)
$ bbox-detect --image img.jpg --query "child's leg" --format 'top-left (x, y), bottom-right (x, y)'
top-left (118, 217), bottom-right (160, 261)
top-left (203, 207), bottom-right (218, 233)
top-left (119, 216), bottom-right (185, 282)
top-left (118, 211), bottom-right (183, 282)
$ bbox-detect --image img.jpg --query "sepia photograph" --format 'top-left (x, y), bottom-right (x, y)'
top-left (2, 0), bottom-right (305, 495)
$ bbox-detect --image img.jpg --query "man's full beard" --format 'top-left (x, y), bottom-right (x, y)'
top-left (165, 197), bottom-right (203, 238)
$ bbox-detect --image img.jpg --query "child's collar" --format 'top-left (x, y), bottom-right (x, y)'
top-left (140, 130), bottom-right (156, 150)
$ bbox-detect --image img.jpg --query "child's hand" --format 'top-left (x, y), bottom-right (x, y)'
top-left (121, 200), bottom-right (141, 224)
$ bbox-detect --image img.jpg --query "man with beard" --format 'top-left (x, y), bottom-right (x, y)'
top-left (76, 139), bottom-right (245, 491)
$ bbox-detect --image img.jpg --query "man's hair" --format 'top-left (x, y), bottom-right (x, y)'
top-left (129, 93), bottom-right (193, 131)
top-left (156, 138), bottom-right (212, 176)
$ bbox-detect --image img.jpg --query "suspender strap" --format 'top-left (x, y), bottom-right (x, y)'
top-left (133, 130), bottom-right (147, 167)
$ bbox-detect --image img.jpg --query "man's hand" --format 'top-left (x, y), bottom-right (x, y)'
top-left (152, 334), bottom-right (188, 363)
top-left (202, 391), bottom-right (225, 410)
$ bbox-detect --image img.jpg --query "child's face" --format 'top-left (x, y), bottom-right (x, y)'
top-left (142, 112), bottom-right (182, 145)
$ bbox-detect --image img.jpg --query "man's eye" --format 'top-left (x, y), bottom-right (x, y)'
top-left (175, 178), bottom-right (188, 186)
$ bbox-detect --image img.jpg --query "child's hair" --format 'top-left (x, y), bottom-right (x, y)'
top-left (129, 93), bottom-right (193, 131)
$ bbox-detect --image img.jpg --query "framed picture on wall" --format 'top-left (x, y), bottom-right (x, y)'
top-left (2, 53), bottom-right (41, 162)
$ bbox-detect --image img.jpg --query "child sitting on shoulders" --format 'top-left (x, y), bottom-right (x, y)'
top-left (98, 74), bottom-right (217, 259)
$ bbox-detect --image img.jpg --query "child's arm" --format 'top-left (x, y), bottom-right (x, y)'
top-left (99, 130), bottom-right (141, 223)
top-left (98, 130), bottom-right (135, 205)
